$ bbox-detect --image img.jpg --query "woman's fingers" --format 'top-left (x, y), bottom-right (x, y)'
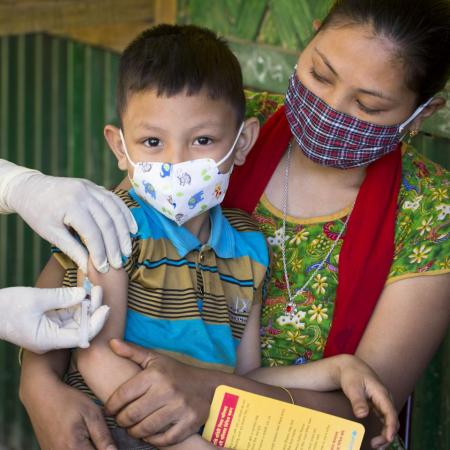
top-left (143, 414), bottom-right (196, 448)
top-left (83, 408), bottom-right (117, 450)
top-left (366, 381), bottom-right (399, 443)
top-left (104, 369), bottom-right (155, 417)
top-left (341, 381), bottom-right (370, 418)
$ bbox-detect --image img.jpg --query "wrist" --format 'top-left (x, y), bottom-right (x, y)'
top-left (2, 167), bottom-right (42, 213)
top-left (329, 354), bottom-right (353, 387)
top-left (198, 368), bottom-right (224, 402)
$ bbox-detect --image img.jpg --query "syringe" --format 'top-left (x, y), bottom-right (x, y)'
top-left (79, 277), bottom-right (92, 348)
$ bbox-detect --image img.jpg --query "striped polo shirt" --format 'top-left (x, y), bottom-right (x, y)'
top-left (54, 188), bottom-right (270, 373)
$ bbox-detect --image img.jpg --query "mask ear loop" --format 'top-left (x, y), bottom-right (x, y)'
top-left (216, 122), bottom-right (246, 168)
top-left (119, 129), bottom-right (136, 168)
top-left (398, 97), bottom-right (433, 134)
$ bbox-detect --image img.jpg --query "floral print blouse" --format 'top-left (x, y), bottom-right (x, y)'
top-left (244, 91), bottom-right (450, 368)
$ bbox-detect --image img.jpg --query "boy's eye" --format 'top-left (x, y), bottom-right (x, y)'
top-left (310, 68), bottom-right (330, 84)
top-left (356, 100), bottom-right (382, 115)
top-left (194, 136), bottom-right (213, 145)
top-left (143, 137), bottom-right (161, 147)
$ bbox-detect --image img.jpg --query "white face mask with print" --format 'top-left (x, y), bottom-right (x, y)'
top-left (119, 123), bottom-right (244, 226)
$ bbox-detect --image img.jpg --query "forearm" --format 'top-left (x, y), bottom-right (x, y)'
top-left (0, 159), bottom-right (39, 213)
top-left (75, 343), bottom-right (141, 403)
top-left (247, 355), bottom-right (350, 391)
top-left (20, 348), bottom-right (116, 450)
top-left (161, 434), bottom-right (217, 450)
top-left (19, 349), bottom-right (70, 409)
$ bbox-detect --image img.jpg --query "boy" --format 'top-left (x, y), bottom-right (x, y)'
top-left (27, 25), bottom-right (397, 450)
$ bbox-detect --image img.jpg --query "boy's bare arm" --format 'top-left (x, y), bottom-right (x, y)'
top-left (235, 304), bottom-right (261, 375)
top-left (247, 354), bottom-right (398, 443)
top-left (160, 434), bottom-right (218, 450)
top-left (249, 354), bottom-right (350, 391)
top-left (74, 260), bottom-right (141, 402)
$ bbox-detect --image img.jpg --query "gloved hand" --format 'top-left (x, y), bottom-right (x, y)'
top-left (0, 286), bottom-right (109, 353)
top-left (3, 167), bottom-right (137, 273)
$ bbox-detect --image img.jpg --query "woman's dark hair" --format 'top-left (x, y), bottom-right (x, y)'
top-left (117, 24), bottom-right (245, 124)
top-left (319, 0), bottom-right (450, 105)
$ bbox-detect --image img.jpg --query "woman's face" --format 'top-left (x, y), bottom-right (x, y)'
top-left (297, 23), bottom-right (419, 126)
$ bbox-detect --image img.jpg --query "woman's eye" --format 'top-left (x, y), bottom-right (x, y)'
top-left (194, 136), bottom-right (213, 145)
top-left (356, 100), bottom-right (382, 115)
top-left (143, 137), bottom-right (161, 147)
top-left (310, 68), bottom-right (330, 84)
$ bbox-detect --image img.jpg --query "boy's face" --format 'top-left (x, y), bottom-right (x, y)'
top-left (107, 89), bottom-right (257, 179)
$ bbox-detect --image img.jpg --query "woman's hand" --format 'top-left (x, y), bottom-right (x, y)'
top-left (330, 354), bottom-right (399, 448)
top-left (105, 339), bottom-right (216, 447)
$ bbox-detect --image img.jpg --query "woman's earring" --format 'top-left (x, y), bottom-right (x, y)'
top-left (407, 128), bottom-right (419, 144)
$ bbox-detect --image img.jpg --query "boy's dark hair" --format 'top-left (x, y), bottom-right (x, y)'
top-left (117, 24), bottom-right (245, 125)
top-left (320, 0), bottom-right (450, 105)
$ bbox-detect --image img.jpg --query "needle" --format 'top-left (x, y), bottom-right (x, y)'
top-left (79, 277), bottom-right (92, 348)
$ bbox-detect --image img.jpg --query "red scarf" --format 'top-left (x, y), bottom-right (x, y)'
top-left (223, 106), bottom-right (402, 357)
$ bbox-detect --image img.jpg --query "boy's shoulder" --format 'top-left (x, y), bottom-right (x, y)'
top-left (222, 207), bottom-right (262, 233)
top-left (112, 188), bottom-right (139, 209)
top-left (112, 189), bottom-right (270, 268)
top-left (114, 186), bottom-right (264, 236)
top-left (222, 207), bottom-right (270, 269)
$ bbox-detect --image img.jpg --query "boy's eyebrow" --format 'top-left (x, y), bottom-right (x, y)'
top-left (136, 121), bottom-right (225, 132)
top-left (188, 122), bottom-right (224, 131)
top-left (136, 122), bottom-right (165, 132)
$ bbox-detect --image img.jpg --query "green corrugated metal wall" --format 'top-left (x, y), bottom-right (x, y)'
top-left (0, 20), bottom-right (449, 450)
top-left (0, 33), bottom-right (122, 449)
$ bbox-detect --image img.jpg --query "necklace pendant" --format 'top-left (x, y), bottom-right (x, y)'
top-left (285, 302), bottom-right (296, 316)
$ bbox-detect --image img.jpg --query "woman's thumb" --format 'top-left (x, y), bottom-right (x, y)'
top-left (109, 339), bottom-right (156, 367)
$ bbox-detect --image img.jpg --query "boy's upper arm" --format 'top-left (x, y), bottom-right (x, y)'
top-left (254, 242), bottom-right (273, 305)
top-left (79, 259), bottom-right (129, 341)
top-left (236, 303), bottom-right (261, 375)
top-left (235, 232), bottom-right (271, 374)
top-left (36, 255), bottom-right (67, 289)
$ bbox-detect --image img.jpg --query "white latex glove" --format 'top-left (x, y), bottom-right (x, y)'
top-left (0, 285), bottom-right (109, 353)
top-left (0, 160), bottom-right (137, 273)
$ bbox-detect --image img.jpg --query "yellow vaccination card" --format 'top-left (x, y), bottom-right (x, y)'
top-left (202, 385), bottom-right (365, 450)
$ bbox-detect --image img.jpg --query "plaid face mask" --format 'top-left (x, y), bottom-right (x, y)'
top-left (285, 70), bottom-right (431, 169)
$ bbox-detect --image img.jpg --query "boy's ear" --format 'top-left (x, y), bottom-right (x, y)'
top-left (234, 117), bottom-right (260, 166)
top-left (104, 125), bottom-right (128, 171)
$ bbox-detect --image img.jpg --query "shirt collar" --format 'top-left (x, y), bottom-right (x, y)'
top-left (129, 189), bottom-right (236, 259)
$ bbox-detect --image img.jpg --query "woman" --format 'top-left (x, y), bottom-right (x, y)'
top-left (20, 0), bottom-right (449, 449)
top-left (0, 159), bottom-right (136, 352)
